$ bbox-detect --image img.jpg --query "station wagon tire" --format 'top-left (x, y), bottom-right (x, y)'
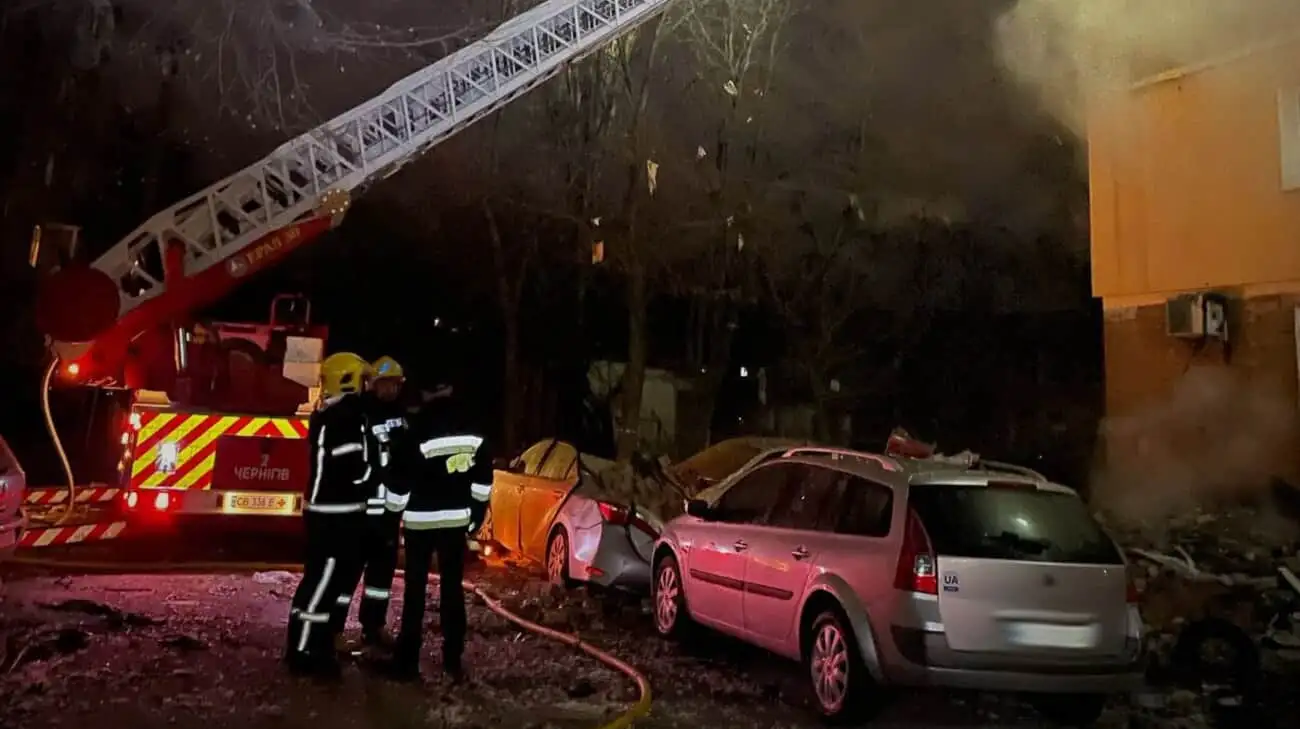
top-left (652, 554), bottom-right (691, 639)
top-left (1029, 693), bottom-right (1107, 727)
top-left (545, 528), bottom-right (574, 587)
top-left (806, 609), bottom-right (875, 724)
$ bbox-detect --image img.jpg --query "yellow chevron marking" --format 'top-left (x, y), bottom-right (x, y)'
top-left (132, 414), bottom-right (208, 478)
top-left (237, 418), bottom-right (270, 437)
top-left (172, 453), bottom-right (218, 491)
top-left (145, 415), bottom-right (240, 488)
top-left (135, 412), bottom-right (176, 446)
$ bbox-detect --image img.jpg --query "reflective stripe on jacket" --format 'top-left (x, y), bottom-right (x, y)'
top-left (387, 425), bottom-right (493, 532)
top-left (305, 394), bottom-right (377, 515)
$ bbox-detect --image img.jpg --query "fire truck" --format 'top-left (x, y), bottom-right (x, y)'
top-left (32, 0), bottom-right (673, 522)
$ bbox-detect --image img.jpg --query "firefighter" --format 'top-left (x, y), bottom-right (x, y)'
top-left (329, 355), bottom-right (409, 648)
top-left (284, 351), bottom-right (375, 678)
top-left (379, 389), bottom-right (492, 682)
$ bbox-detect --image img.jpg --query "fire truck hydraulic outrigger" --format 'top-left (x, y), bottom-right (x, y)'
top-left (34, 0), bottom-right (676, 522)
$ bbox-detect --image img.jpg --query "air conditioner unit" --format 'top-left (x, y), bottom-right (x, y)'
top-left (1165, 293), bottom-right (1229, 341)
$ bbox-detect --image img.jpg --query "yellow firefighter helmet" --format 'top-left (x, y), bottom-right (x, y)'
top-left (320, 352), bottom-right (369, 397)
top-left (371, 355), bottom-right (405, 381)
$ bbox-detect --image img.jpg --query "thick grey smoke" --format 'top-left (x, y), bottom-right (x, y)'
top-left (994, 0), bottom-right (1300, 137)
top-left (1093, 366), bottom-right (1297, 532)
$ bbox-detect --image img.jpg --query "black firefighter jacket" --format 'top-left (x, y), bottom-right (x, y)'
top-left (306, 393), bottom-right (377, 515)
top-left (363, 393), bottom-right (411, 517)
top-left (383, 400), bottom-right (493, 532)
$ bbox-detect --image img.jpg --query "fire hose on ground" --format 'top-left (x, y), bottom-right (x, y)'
top-left (5, 555), bottom-right (653, 729)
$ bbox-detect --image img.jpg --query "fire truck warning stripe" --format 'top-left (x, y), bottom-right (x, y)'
top-left (129, 414), bottom-right (308, 491)
top-left (135, 412), bottom-right (178, 447)
top-left (136, 414), bottom-right (247, 488)
top-left (239, 418), bottom-right (271, 437)
top-left (132, 414), bottom-right (207, 478)
top-left (128, 413), bottom-right (310, 491)
top-left (140, 415), bottom-right (242, 488)
top-left (132, 413), bottom-right (191, 468)
top-left (24, 487), bottom-right (121, 505)
top-left (171, 454), bottom-right (218, 490)
top-left (19, 521), bottom-right (127, 548)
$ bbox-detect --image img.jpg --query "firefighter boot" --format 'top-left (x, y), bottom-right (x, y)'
top-left (443, 653), bottom-right (466, 684)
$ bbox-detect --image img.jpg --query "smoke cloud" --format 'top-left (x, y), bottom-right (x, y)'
top-left (993, 0), bottom-right (1300, 137)
top-left (1092, 366), bottom-right (1298, 535)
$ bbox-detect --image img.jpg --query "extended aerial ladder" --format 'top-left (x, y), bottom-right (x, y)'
top-left (39, 0), bottom-right (675, 386)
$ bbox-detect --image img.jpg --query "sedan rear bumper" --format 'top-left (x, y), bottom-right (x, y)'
top-left (581, 527), bottom-right (653, 591)
top-left (889, 627), bottom-right (1144, 694)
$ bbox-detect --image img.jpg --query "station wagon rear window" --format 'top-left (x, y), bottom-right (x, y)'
top-left (907, 484), bottom-right (1122, 565)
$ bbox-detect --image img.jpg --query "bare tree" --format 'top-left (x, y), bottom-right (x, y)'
top-left (512, 21), bottom-right (672, 463)
top-left (16, 0), bottom-right (488, 130)
top-left (759, 195), bottom-right (867, 442)
top-left (665, 0), bottom-right (794, 448)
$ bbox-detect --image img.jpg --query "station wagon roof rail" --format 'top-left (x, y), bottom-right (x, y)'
top-left (971, 459), bottom-right (1047, 482)
top-left (778, 447), bottom-right (901, 472)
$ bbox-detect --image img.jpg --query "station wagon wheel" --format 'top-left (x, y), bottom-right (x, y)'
top-left (653, 554), bottom-right (691, 638)
top-left (546, 529), bottom-right (572, 587)
top-left (812, 618), bottom-right (850, 712)
top-left (806, 609), bottom-right (874, 723)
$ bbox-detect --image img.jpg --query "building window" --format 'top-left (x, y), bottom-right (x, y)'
top-left (1279, 87), bottom-right (1300, 191)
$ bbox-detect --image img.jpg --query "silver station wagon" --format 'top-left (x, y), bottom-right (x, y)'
top-left (651, 445), bottom-right (1143, 724)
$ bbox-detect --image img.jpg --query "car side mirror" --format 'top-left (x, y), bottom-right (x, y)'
top-left (492, 457), bottom-right (511, 470)
top-left (685, 499), bottom-right (713, 519)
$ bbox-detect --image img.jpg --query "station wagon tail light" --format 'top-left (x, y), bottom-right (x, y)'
top-left (894, 509), bottom-right (938, 595)
top-left (1126, 577), bottom-right (1140, 604)
top-left (597, 501), bottom-right (659, 538)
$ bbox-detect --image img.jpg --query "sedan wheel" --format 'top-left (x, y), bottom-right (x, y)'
top-left (653, 555), bottom-right (690, 638)
top-left (546, 530), bottom-right (570, 586)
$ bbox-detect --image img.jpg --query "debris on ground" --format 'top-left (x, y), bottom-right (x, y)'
top-left (1098, 495), bottom-right (1300, 727)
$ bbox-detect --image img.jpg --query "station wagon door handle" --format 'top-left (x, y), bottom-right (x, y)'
top-left (733, 539), bottom-right (748, 552)
top-left (791, 546), bottom-right (810, 560)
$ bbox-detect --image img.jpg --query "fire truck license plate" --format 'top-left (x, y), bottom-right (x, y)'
top-left (222, 492), bottom-right (295, 515)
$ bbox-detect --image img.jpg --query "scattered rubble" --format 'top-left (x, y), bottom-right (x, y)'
top-left (578, 438), bottom-right (807, 525)
top-left (1100, 499), bottom-right (1300, 727)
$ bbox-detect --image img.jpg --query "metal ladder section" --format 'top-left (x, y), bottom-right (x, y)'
top-left (93, 0), bottom-right (675, 318)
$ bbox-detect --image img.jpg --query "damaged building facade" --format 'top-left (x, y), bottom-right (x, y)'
top-left (1088, 36), bottom-right (1300, 494)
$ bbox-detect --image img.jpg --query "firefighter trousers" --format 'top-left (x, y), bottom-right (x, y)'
top-left (330, 513), bottom-right (401, 636)
top-left (394, 527), bottom-right (467, 669)
top-left (285, 511), bottom-right (363, 662)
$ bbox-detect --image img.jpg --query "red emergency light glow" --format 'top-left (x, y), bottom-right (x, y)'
top-left (65, 362), bottom-right (80, 377)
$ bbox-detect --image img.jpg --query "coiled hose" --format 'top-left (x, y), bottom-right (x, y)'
top-left (5, 556), bottom-right (652, 729)
top-left (37, 357), bottom-right (77, 526)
